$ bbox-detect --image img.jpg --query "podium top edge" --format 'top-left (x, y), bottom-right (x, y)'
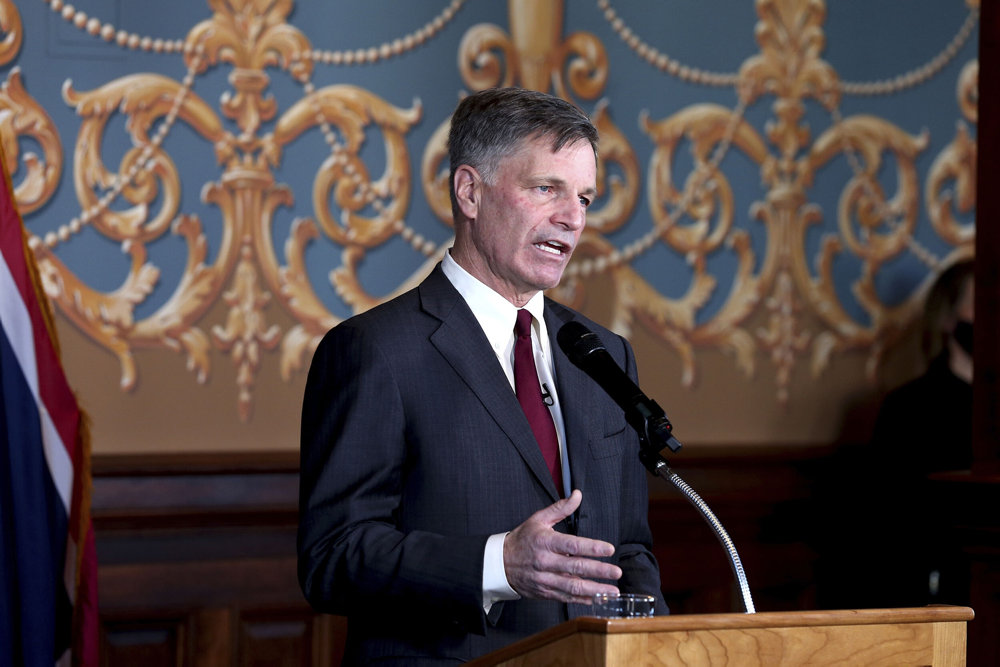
top-left (466, 606), bottom-right (975, 666)
top-left (572, 605), bottom-right (975, 634)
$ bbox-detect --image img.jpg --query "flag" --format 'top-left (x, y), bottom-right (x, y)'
top-left (0, 140), bottom-right (98, 666)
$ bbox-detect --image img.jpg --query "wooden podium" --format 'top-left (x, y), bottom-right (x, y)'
top-left (468, 606), bottom-right (974, 666)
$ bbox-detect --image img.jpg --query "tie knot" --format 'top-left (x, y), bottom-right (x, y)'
top-left (515, 309), bottom-right (533, 339)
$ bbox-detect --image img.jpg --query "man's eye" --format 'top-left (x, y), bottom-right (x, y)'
top-left (579, 196), bottom-right (591, 208)
top-left (538, 185), bottom-right (552, 193)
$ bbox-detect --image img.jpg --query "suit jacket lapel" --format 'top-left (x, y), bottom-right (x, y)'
top-left (419, 266), bottom-right (561, 500)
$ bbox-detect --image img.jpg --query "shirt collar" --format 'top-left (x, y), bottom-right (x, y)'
top-left (441, 251), bottom-right (548, 347)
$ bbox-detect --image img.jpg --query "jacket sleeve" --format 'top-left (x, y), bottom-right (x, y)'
top-left (297, 322), bottom-right (489, 632)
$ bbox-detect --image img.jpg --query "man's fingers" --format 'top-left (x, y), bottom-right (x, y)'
top-left (551, 554), bottom-right (621, 582)
top-left (521, 570), bottom-right (620, 605)
top-left (573, 555), bottom-right (622, 581)
top-left (504, 489), bottom-right (624, 603)
top-left (531, 488), bottom-right (582, 528)
top-left (564, 578), bottom-right (619, 605)
top-left (547, 532), bottom-right (616, 559)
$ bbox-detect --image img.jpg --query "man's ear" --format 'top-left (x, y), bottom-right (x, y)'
top-left (453, 164), bottom-right (481, 220)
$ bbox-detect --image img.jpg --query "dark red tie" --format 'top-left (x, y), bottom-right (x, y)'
top-left (513, 309), bottom-right (563, 495)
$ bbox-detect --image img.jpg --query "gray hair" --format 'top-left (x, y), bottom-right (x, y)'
top-left (447, 87), bottom-right (598, 218)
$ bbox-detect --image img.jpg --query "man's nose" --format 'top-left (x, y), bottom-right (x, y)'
top-left (554, 197), bottom-right (587, 230)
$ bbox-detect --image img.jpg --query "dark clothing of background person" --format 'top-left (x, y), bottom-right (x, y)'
top-left (867, 354), bottom-right (972, 608)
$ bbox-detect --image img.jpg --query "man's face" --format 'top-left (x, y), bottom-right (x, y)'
top-left (458, 136), bottom-right (596, 307)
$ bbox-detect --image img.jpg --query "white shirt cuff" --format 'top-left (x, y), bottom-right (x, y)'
top-left (482, 532), bottom-right (520, 613)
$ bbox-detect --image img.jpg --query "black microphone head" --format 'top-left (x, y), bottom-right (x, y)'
top-left (557, 321), bottom-right (606, 366)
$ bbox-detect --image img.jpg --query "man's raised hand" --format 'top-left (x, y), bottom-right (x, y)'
top-left (503, 490), bottom-right (622, 604)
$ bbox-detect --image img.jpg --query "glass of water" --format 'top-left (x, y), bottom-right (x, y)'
top-left (590, 592), bottom-right (656, 618)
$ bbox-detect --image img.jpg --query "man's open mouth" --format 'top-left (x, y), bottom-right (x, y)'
top-left (535, 241), bottom-right (569, 256)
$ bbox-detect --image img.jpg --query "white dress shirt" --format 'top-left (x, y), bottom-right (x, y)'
top-left (440, 251), bottom-right (571, 612)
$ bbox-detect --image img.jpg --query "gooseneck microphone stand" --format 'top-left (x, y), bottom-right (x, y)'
top-left (555, 321), bottom-right (755, 613)
top-left (636, 432), bottom-right (756, 614)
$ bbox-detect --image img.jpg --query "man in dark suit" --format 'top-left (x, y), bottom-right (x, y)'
top-left (298, 87), bottom-right (666, 665)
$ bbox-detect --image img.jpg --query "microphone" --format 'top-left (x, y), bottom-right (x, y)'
top-left (558, 321), bottom-right (755, 614)
top-left (557, 321), bottom-right (681, 453)
top-left (540, 383), bottom-right (554, 406)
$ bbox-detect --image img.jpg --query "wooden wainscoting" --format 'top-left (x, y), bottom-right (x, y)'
top-left (88, 446), bottom-right (864, 666)
top-left (92, 453), bottom-right (345, 666)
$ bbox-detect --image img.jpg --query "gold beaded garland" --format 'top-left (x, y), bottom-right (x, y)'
top-left (597, 0), bottom-right (978, 97)
top-left (43, 0), bottom-right (465, 65)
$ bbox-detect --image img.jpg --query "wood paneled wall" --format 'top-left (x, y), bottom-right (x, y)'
top-left (91, 447), bottom-right (999, 665)
top-left (87, 447), bottom-right (836, 666)
top-left (93, 447), bottom-right (1000, 667)
top-left (93, 453), bottom-right (343, 666)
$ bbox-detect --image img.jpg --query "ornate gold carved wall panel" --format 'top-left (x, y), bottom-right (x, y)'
top-left (2, 0), bottom-right (977, 443)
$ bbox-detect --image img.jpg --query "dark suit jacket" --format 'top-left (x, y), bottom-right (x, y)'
top-left (298, 265), bottom-right (666, 665)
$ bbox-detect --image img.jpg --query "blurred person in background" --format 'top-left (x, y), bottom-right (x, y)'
top-left (869, 256), bottom-right (974, 607)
